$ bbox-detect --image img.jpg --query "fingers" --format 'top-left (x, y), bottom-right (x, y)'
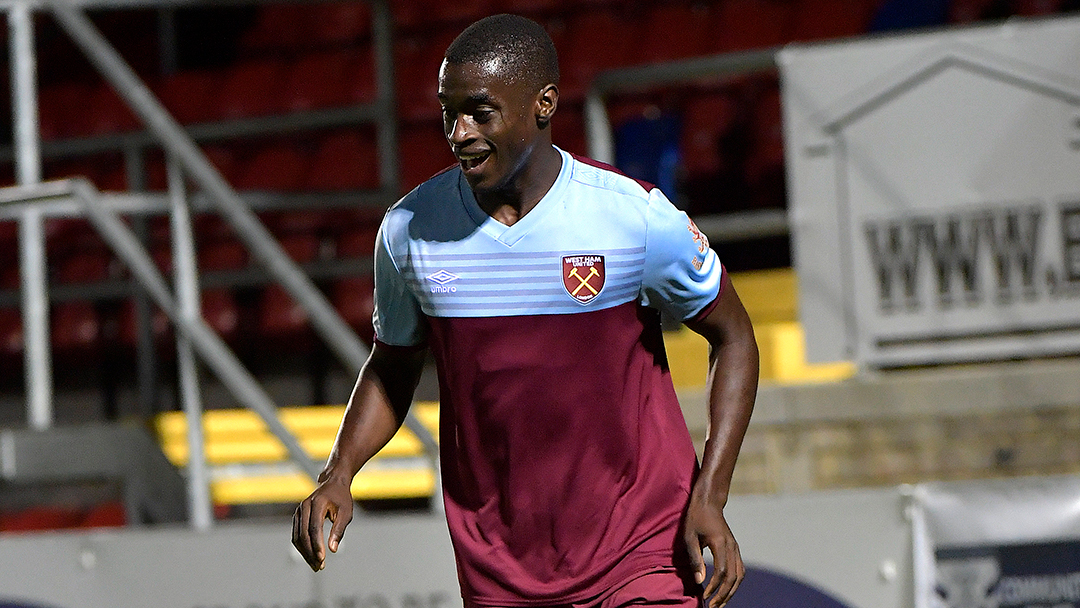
top-left (291, 496), bottom-right (330, 572)
top-left (705, 539), bottom-right (744, 608)
top-left (308, 499), bottom-right (334, 569)
top-left (327, 501), bottom-right (353, 553)
top-left (683, 529), bottom-right (706, 585)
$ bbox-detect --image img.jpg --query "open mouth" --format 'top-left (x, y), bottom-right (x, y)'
top-left (457, 150), bottom-right (490, 172)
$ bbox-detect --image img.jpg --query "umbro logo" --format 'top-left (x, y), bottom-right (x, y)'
top-left (426, 270), bottom-right (459, 293)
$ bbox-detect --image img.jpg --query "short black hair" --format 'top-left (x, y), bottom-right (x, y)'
top-left (444, 14), bottom-right (559, 90)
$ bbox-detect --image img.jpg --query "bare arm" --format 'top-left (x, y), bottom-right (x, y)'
top-left (682, 271), bottom-right (759, 607)
top-left (291, 342), bottom-right (427, 571)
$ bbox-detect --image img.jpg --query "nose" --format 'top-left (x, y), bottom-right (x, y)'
top-left (446, 114), bottom-right (473, 147)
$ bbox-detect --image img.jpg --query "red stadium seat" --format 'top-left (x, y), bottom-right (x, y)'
top-left (279, 233), bottom-right (321, 265)
top-left (332, 276), bottom-right (375, 344)
top-left (344, 45), bottom-right (378, 104)
top-left (201, 288), bottom-right (240, 342)
top-left (1012, 0), bottom-right (1063, 15)
top-left (265, 209), bottom-right (336, 238)
top-left (282, 50), bottom-right (353, 113)
top-left (216, 59), bottom-right (287, 120)
top-left (96, 164), bottom-right (129, 191)
top-left (79, 502), bottom-right (126, 529)
top-left (305, 130), bottom-right (380, 191)
top-left (198, 240), bottom-right (248, 271)
top-left (559, 10), bottom-right (640, 101)
top-left (744, 83), bottom-right (786, 208)
top-left (257, 284), bottom-right (308, 342)
top-left (949, 0), bottom-right (996, 22)
top-left (233, 144), bottom-right (308, 192)
top-left (638, 4), bottom-right (715, 63)
top-left (711, 0), bottom-right (796, 52)
top-left (193, 214), bottom-right (236, 246)
top-left (85, 83), bottom-right (140, 135)
top-left (0, 506), bottom-right (83, 532)
top-left (395, 33), bottom-right (455, 123)
top-left (392, 1), bottom-right (428, 30)
top-left (336, 224), bottom-right (380, 259)
top-left (498, 0), bottom-right (571, 15)
top-left (38, 81), bottom-right (94, 140)
top-left (310, 2), bottom-right (372, 45)
top-left (155, 69), bottom-right (222, 125)
top-left (680, 91), bottom-right (739, 178)
top-left (398, 125), bottom-right (455, 192)
top-left (792, 0), bottom-right (875, 41)
top-left (0, 307), bottom-right (23, 362)
top-left (551, 104), bottom-right (587, 157)
top-left (240, 3), bottom-right (312, 53)
top-left (150, 244), bottom-right (172, 275)
top-left (0, 221), bottom-right (16, 269)
top-left (203, 145), bottom-right (244, 185)
top-left (52, 301), bottom-right (101, 354)
top-left (429, 0), bottom-right (493, 25)
top-left (118, 296), bottom-right (170, 349)
top-left (55, 249), bottom-right (112, 284)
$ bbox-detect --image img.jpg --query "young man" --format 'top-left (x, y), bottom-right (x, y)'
top-left (293, 14), bottom-right (758, 608)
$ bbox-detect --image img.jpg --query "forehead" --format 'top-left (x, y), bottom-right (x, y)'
top-left (438, 58), bottom-right (534, 101)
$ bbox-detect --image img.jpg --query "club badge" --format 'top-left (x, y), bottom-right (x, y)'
top-left (562, 255), bottom-right (605, 304)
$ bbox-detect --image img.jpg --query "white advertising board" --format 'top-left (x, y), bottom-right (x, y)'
top-left (779, 16), bottom-right (1080, 367)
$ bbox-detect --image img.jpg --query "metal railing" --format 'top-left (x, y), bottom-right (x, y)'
top-left (4, 0), bottom-right (439, 530)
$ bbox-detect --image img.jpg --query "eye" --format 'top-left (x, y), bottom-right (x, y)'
top-left (472, 108), bottom-right (494, 123)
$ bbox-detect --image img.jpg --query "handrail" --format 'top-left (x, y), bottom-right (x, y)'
top-left (68, 177), bottom-right (322, 480)
top-left (46, 1), bottom-right (440, 465)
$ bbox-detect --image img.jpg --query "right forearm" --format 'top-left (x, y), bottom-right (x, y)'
top-left (322, 345), bottom-right (426, 482)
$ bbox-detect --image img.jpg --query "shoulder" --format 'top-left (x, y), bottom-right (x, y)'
top-left (380, 169), bottom-right (464, 250)
top-left (566, 152), bottom-right (656, 204)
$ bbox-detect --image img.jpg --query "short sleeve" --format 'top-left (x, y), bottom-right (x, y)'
top-left (372, 223), bottom-right (427, 347)
top-left (639, 189), bottom-right (725, 322)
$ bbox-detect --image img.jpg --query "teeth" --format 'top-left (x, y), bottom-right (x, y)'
top-left (459, 152), bottom-right (489, 170)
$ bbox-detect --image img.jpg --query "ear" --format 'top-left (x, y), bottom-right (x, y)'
top-left (535, 84), bottom-right (559, 127)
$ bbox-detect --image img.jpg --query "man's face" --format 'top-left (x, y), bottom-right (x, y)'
top-left (437, 58), bottom-right (543, 194)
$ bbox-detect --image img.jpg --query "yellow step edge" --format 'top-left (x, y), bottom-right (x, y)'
top-left (211, 469), bottom-right (437, 505)
top-left (156, 402), bottom-right (441, 467)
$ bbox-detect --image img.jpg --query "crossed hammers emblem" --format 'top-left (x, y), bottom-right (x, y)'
top-left (568, 266), bottom-right (600, 296)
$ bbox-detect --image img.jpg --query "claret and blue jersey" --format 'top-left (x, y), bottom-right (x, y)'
top-left (372, 146), bottom-right (726, 606)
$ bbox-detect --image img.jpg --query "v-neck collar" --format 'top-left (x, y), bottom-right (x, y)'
top-left (458, 146), bottom-right (572, 247)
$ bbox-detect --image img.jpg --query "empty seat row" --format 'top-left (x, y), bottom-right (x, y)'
top-left (0, 271), bottom-right (376, 363)
top-left (38, 0), bottom-right (884, 143)
top-left (38, 47), bottom-right (378, 140)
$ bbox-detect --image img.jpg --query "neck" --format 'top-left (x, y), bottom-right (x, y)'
top-left (476, 143), bottom-right (561, 226)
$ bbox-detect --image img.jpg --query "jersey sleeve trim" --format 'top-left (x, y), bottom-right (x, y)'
top-left (686, 264), bottom-right (726, 324)
top-left (373, 336), bottom-right (428, 352)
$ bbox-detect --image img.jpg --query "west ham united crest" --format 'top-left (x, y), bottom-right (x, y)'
top-left (562, 255), bottom-right (605, 304)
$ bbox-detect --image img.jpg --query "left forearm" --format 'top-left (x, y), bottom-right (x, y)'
top-left (697, 332), bottom-right (758, 504)
top-left (686, 274), bottom-right (759, 504)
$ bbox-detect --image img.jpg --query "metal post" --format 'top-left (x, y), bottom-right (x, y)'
top-left (124, 145), bottom-right (159, 417)
top-left (17, 207), bottom-right (51, 431)
top-left (168, 157), bottom-right (213, 531)
top-left (9, 4), bottom-right (40, 186)
top-left (370, 0), bottom-right (399, 195)
top-left (584, 93), bottom-right (615, 165)
top-left (10, 4), bottom-right (51, 430)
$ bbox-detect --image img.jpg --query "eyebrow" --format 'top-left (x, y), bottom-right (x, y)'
top-left (437, 92), bottom-right (497, 105)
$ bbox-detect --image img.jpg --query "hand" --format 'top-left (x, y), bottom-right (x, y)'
top-left (292, 475), bottom-right (355, 572)
top-left (682, 488), bottom-right (745, 608)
